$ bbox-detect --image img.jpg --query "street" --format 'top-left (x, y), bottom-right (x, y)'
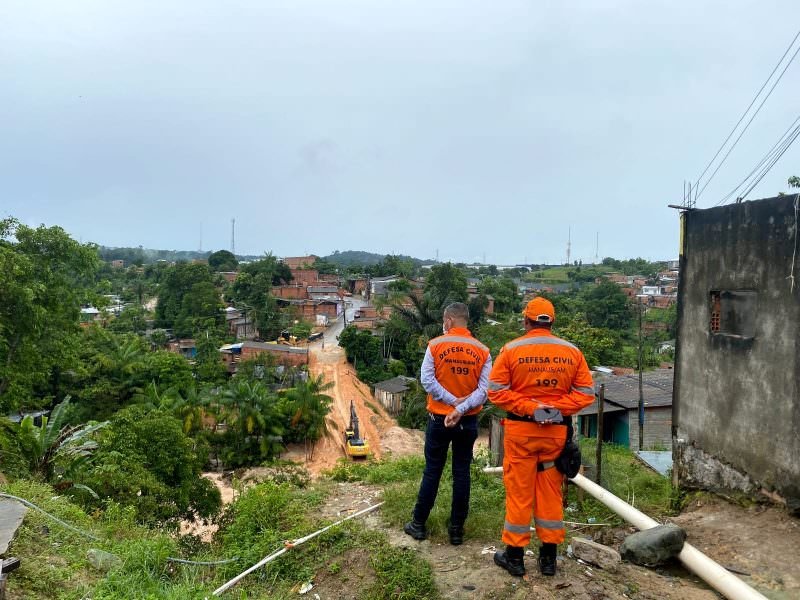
top-left (320, 295), bottom-right (367, 347)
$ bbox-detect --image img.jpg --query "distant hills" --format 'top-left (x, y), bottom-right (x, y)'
top-left (321, 250), bottom-right (433, 267)
top-left (97, 246), bottom-right (431, 267)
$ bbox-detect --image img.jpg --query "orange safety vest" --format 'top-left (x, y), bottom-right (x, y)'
top-left (426, 327), bottom-right (491, 416)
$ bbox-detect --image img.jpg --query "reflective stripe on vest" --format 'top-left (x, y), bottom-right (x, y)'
top-left (431, 335), bottom-right (489, 353)
top-left (488, 380), bottom-right (510, 391)
top-left (505, 336), bottom-right (577, 351)
top-left (571, 385), bottom-right (594, 395)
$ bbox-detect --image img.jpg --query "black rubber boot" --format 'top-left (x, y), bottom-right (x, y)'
top-left (538, 543), bottom-right (557, 576)
top-left (403, 520), bottom-right (427, 540)
top-left (494, 545), bottom-right (526, 576)
top-left (448, 524), bottom-right (464, 546)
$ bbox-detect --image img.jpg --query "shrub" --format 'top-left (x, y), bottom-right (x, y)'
top-left (80, 405), bottom-right (221, 525)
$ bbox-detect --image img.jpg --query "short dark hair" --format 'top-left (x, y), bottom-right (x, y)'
top-left (444, 302), bottom-right (469, 324)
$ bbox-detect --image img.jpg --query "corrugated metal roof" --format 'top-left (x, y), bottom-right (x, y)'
top-left (594, 369), bottom-right (674, 409)
top-left (374, 376), bottom-right (414, 393)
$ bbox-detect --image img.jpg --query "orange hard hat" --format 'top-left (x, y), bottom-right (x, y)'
top-left (523, 297), bottom-right (555, 323)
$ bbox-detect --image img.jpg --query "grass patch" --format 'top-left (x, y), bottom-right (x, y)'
top-left (578, 438), bottom-right (676, 518)
top-left (325, 455), bottom-right (426, 485)
top-left (367, 543), bottom-right (439, 600)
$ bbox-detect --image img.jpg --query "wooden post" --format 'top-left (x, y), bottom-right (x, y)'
top-left (596, 384), bottom-right (605, 484)
top-left (489, 416), bottom-right (504, 467)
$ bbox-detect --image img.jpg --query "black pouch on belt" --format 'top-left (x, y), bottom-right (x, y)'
top-left (554, 417), bottom-right (582, 478)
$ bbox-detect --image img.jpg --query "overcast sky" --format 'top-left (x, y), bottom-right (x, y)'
top-left (2, 1), bottom-right (798, 264)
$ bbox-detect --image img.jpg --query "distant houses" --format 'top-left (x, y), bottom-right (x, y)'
top-left (219, 341), bottom-right (309, 373)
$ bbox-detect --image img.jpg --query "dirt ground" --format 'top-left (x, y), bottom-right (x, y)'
top-left (310, 482), bottom-right (800, 600)
top-left (304, 344), bottom-right (423, 475)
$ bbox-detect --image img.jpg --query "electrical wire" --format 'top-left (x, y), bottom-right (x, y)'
top-left (737, 124), bottom-right (800, 201)
top-left (716, 115), bottom-right (800, 205)
top-left (695, 35), bottom-right (800, 203)
top-left (0, 492), bottom-right (237, 568)
top-left (693, 29), bottom-right (800, 195)
top-left (0, 492), bottom-right (100, 541)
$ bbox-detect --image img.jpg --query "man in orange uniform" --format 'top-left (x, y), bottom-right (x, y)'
top-left (489, 297), bottom-right (594, 576)
top-left (404, 302), bottom-right (492, 545)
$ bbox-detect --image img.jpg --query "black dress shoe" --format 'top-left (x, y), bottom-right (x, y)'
top-left (448, 525), bottom-right (464, 545)
top-left (403, 520), bottom-right (427, 540)
top-left (494, 549), bottom-right (526, 576)
top-left (538, 554), bottom-right (556, 576)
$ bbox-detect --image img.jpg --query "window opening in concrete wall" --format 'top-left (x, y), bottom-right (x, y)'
top-left (709, 290), bottom-right (757, 338)
top-left (709, 291), bottom-right (721, 332)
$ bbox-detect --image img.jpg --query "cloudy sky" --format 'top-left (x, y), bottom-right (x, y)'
top-left (2, 1), bottom-right (798, 264)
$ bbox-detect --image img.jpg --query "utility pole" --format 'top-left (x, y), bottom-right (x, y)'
top-left (595, 232), bottom-right (599, 264)
top-left (596, 383), bottom-right (605, 484)
top-left (231, 218), bottom-right (236, 255)
top-left (637, 298), bottom-right (644, 451)
top-left (566, 227), bottom-right (571, 266)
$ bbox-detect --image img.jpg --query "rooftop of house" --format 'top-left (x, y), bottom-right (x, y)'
top-left (219, 341), bottom-right (308, 354)
top-left (373, 375), bottom-right (415, 393)
top-left (593, 368), bottom-right (674, 410)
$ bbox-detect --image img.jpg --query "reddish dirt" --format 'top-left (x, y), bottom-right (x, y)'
top-left (300, 345), bottom-right (423, 476)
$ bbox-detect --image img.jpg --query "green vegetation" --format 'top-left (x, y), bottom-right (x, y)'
top-left (0, 218), bottom-right (99, 412)
top-left (1, 472), bottom-right (439, 599)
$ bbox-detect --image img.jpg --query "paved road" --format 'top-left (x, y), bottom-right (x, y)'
top-left (320, 296), bottom-right (367, 348)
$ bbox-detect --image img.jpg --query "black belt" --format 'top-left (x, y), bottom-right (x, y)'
top-left (505, 413), bottom-right (537, 423)
top-left (505, 413), bottom-right (567, 424)
top-left (428, 412), bottom-right (477, 422)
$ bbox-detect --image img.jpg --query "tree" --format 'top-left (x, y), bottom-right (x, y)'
top-left (82, 405), bottom-right (221, 524)
top-left (580, 280), bottom-right (633, 331)
top-left (283, 374), bottom-right (333, 459)
top-left (108, 305), bottom-right (148, 335)
top-left (0, 219), bottom-right (99, 411)
top-left (208, 249), bottom-right (239, 272)
top-left (16, 397), bottom-right (108, 482)
top-left (478, 276), bottom-right (520, 314)
top-left (553, 313), bottom-right (618, 367)
top-left (230, 255), bottom-right (293, 340)
top-left (154, 262), bottom-right (220, 335)
top-left (216, 379), bottom-right (286, 466)
top-left (424, 262), bottom-right (468, 308)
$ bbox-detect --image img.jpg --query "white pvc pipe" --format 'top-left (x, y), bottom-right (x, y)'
top-left (211, 501), bottom-right (384, 596)
top-left (483, 467), bottom-right (767, 600)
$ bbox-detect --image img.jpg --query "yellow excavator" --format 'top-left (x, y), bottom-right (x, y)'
top-left (345, 400), bottom-right (369, 459)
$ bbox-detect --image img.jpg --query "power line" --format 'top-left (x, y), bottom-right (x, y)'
top-left (693, 29), bottom-right (800, 203)
top-left (716, 115), bottom-right (800, 206)
top-left (737, 124), bottom-right (800, 201)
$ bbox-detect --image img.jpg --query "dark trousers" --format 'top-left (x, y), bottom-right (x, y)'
top-left (412, 413), bottom-right (479, 527)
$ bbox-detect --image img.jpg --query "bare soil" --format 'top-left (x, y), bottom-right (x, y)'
top-left (302, 345), bottom-right (423, 476)
top-left (312, 482), bottom-right (800, 600)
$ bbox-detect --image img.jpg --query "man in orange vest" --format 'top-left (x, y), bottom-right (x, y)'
top-left (404, 302), bottom-right (492, 545)
top-left (489, 297), bottom-right (594, 577)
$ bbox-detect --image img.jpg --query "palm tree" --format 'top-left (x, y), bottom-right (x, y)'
top-left (17, 397), bottom-right (108, 482)
top-left (218, 379), bottom-right (285, 465)
top-left (160, 384), bottom-right (211, 434)
top-left (284, 374), bottom-right (333, 459)
top-left (392, 293), bottom-right (443, 340)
